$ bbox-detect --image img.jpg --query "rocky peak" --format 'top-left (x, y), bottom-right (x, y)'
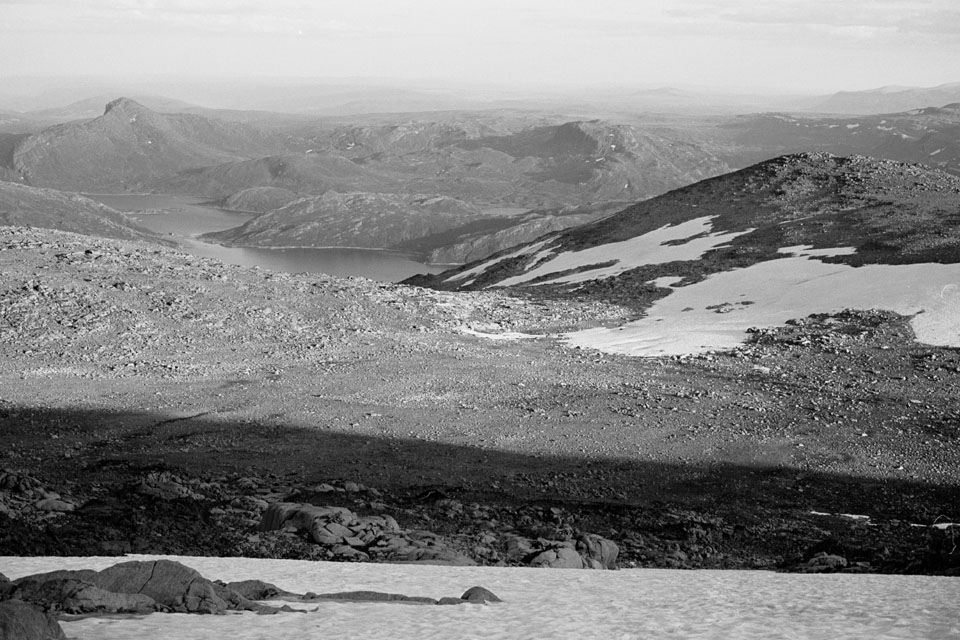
top-left (103, 97), bottom-right (147, 116)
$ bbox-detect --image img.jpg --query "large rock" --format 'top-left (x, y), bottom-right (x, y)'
top-left (11, 560), bottom-right (282, 616)
top-left (134, 472), bottom-right (203, 501)
top-left (576, 533), bottom-right (620, 570)
top-left (528, 546), bottom-right (585, 569)
top-left (310, 591), bottom-right (439, 605)
top-left (222, 580), bottom-right (297, 601)
top-left (95, 560), bottom-right (228, 614)
top-left (461, 586), bottom-right (502, 603)
top-left (11, 578), bottom-right (156, 615)
top-left (0, 600), bottom-right (66, 640)
top-left (258, 502), bottom-right (472, 563)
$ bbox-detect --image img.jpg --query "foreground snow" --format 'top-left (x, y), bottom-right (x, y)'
top-left (3, 556), bottom-right (959, 639)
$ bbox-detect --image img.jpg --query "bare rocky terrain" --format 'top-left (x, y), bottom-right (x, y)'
top-left (1, 224), bottom-right (957, 574)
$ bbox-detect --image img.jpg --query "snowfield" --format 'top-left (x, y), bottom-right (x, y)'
top-left (2, 555), bottom-right (959, 640)
top-left (563, 247), bottom-right (960, 356)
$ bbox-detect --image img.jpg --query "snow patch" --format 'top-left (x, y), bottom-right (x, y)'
top-left (493, 217), bottom-right (751, 288)
top-left (563, 254), bottom-right (960, 357)
top-left (459, 327), bottom-right (538, 341)
top-left (445, 240), bottom-right (550, 284)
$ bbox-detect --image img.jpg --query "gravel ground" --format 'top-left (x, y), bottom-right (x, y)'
top-left (1, 225), bottom-right (958, 573)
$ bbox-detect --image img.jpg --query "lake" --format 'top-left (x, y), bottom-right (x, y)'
top-left (84, 193), bottom-right (446, 283)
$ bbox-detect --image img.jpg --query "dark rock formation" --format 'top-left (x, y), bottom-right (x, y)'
top-left (0, 600), bottom-right (66, 640)
top-left (461, 586), bottom-right (503, 603)
top-left (8, 560), bottom-right (282, 616)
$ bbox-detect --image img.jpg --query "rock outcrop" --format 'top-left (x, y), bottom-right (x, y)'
top-left (8, 560), bottom-right (282, 616)
top-left (0, 600), bottom-right (66, 640)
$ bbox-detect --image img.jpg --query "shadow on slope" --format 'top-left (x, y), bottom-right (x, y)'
top-left (2, 404), bottom-right (957, 572)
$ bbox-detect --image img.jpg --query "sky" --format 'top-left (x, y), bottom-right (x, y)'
top-left (1, 0), bottom-right (959, 93)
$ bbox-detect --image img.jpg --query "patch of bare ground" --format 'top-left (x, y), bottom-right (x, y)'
top-left (1, 226), bottom-right (957, 573)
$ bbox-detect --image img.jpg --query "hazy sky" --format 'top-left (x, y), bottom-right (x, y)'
top-left (1, 0), bottom-right (958, 92)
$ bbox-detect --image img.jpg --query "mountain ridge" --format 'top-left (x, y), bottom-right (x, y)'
top-left (6, 98), bottom-right (289, 192)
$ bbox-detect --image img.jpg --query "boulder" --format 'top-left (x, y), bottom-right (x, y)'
top-left (259, 503), bottom-right (354, 534)
top-left (222, 580), bottom-right (296, 601)
top-left (0, 600), bottom-right (66, 640)
top-left (11, 561), bottom-right (283, 616)
top-left (94, 560), bottom-right (229, 614)
top-left (310, 591), bottom-right (438, 604)
top-left (461, 586), bottom-right (502, 603)
top-left (528, 546), bottom-right (585, 569)
top-left (134, 471), bottom-right (203, 501)
top-left (576, 533), bottom-right (620, 570)
top-left (802, 553), bottom-right (848, 572)
top-left (32, 499), bottom-right (75, 513)
top-left (386, 546), bottom-right (478, 566)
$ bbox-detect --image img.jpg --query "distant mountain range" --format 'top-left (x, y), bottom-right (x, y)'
top-left (157, 117), bottom-right (735, 210)
top-left (724, 104), bottom-right (960, 176)
top-left (813, 83), bottom-right (960, 115)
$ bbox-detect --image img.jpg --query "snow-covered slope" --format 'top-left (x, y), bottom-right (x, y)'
top-left (412, 154), bottom-right (960, 356)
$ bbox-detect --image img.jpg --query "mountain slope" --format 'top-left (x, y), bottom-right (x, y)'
top-left (423, 201), bottom-right (629, 264)
top-left (410, 153), bottom-right (960, 354)
top-left (153, 152), bottom-right (383, 199)
top-left (8, 98), bottom-right (287, 191)
top-left (202, 191), bottom-right (485, 250)
top-left (0, 181), bottom-right (159, 242)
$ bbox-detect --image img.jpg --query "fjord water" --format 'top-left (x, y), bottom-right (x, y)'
top-left (85, 194), bottom-right (445, 282)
